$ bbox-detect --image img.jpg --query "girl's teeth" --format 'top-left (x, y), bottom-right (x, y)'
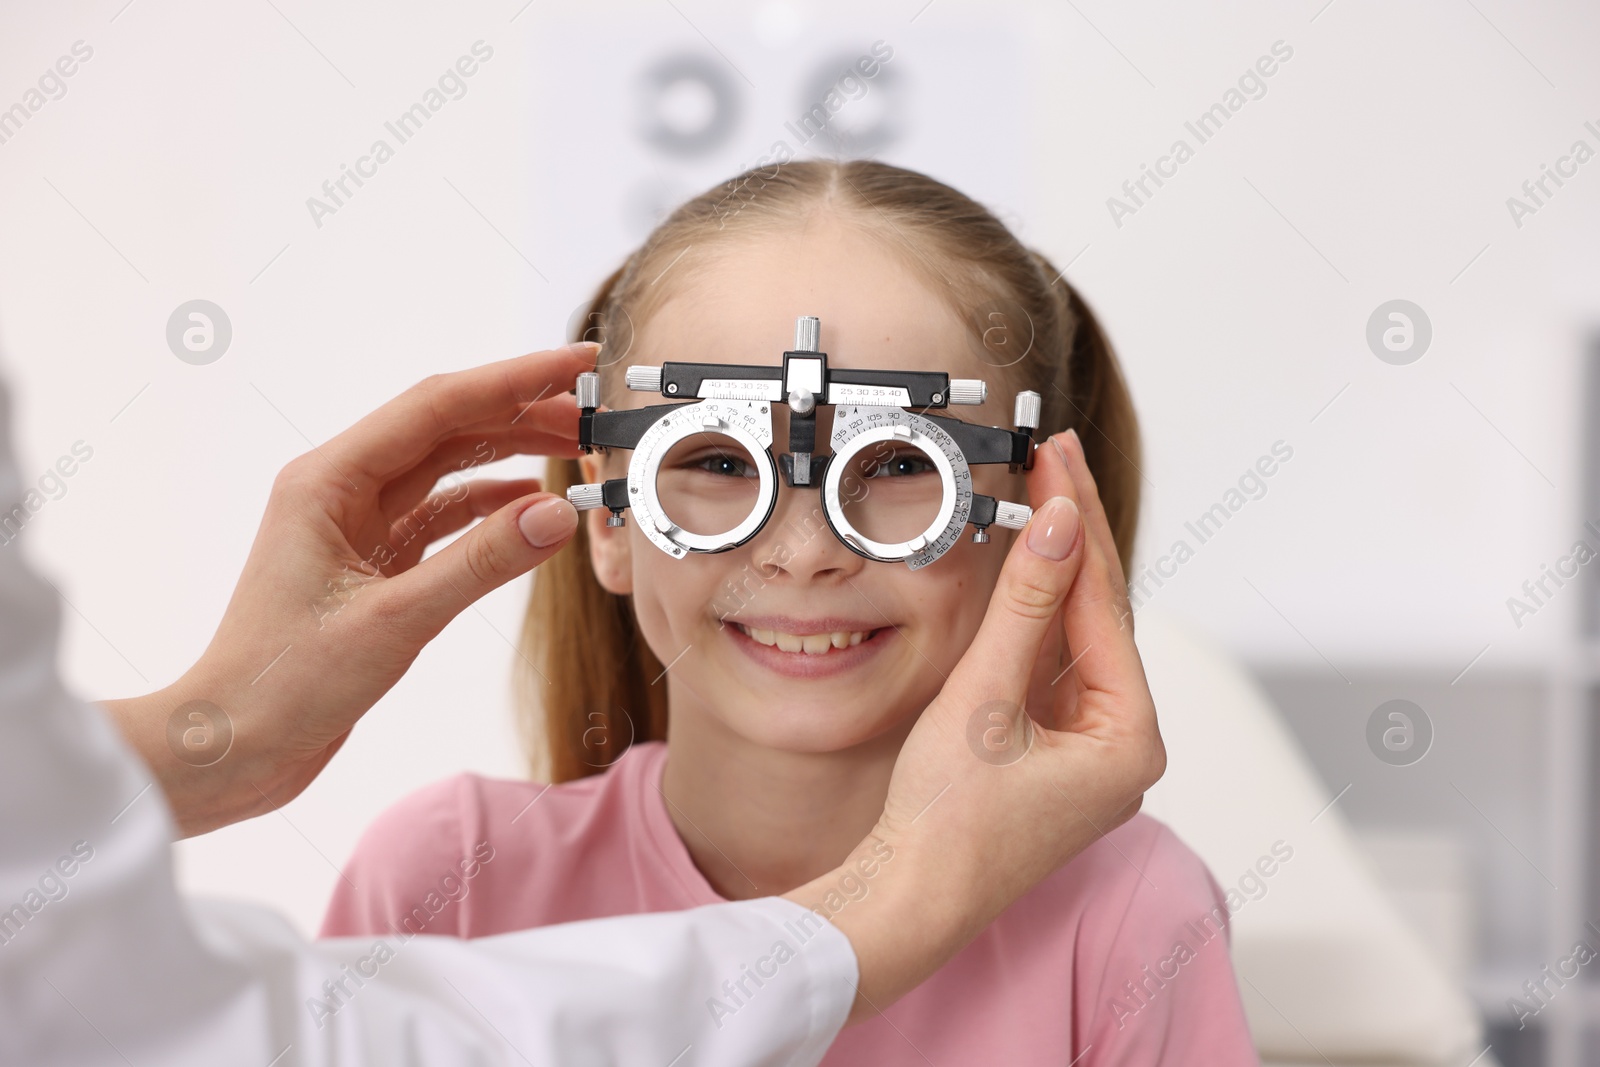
top-left (740, 624), bottom-right (871, 653)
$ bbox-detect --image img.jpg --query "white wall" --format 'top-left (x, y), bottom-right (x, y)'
top-left (1, 0), bottom-right (1597, 937)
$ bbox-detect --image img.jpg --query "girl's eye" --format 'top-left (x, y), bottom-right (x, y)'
top-left (685, 450), bottom-right (754, 478)
top-left (866, 452), bottom-right (936, 478)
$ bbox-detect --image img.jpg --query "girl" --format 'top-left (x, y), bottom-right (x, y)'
top-left (323, 160), bottom-right (1259, 1063)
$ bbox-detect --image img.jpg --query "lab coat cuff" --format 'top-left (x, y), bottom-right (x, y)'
top-left (746, 896), bottom-right (859, 1063)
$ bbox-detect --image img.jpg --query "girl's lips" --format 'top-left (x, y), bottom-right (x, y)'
top-left (723, 621), bottom-right (892, 679)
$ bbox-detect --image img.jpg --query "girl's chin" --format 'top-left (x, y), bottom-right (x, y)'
top-left (710, 697), bottom-right (920, 756)
top-left (694, 703), bottom-right (902, 755)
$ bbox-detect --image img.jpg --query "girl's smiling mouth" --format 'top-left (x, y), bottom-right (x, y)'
top-left (721, 615), bottom-right (892, 677)
top-left (736, 623), bottom-right (874, 652)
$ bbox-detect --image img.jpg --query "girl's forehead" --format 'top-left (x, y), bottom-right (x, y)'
top-left (640, 220), bottom-right (972, 363)
top-left (637, 257), bottom-right (983, 378)
top-left (606, 222), bottom-right (1018, 426)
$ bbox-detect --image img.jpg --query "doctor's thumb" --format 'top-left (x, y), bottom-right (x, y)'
top-left (516, 496), bottom-right (580, 549)
top-left (940, 495), bottom-right (1084, 708)
top-left (384, 492), bottom-right (578, 641)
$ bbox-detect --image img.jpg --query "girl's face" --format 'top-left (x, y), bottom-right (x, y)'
top-left (580, 217), bottom-right (1028, 754)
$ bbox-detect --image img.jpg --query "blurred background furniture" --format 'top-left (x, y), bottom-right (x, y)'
top-left (1140, 605), bottom-right (1493, 1065)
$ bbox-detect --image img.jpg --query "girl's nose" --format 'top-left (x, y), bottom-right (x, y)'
top-left (746, 467), bottom-right (868, 582)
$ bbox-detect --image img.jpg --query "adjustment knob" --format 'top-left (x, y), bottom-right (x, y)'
top-left (1014, 390), bottom-right (1042, 431)
top-left (992, 501), bottom-right (1032, 530)
top-left (794, 315), bottom-right (821, 353)
top-left (948, 379), bottom-right (986, 405)
top-left (567, 484), bottom-right (605, 510)
top-left (626, 366), bottom-right (663, 392)
top-left (575, 371), bottom-right (599, 410)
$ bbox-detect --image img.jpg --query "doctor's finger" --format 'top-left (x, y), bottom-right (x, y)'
top-left (378, 478), bottom-right (544, 572)
top-left (942, 493), bottom-right (1085, 718)
top-left (1049, 462), bottom-right (1150, 732)
top-left (446, 389), bottom-right (582, 442)
top-left (377, 428), bottom-right (582, 523)
top-left (319, 342), bottom-right (598, 490)
top-left (1016, 434), bottom-right (1144, 731)
top-left (1055, 430), bottom-right (1129, 595)
top-left (373, 492), bottom-right (578, 643)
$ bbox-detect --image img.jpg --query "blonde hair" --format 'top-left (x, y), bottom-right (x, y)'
top-left (518, 159), bottom-right (1141, 782)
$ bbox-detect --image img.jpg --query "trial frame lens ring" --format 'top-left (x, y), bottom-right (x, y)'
top-left (822, 422), bottom-right (958, 562)
top-left (631, 400), bottom-right (778, 557)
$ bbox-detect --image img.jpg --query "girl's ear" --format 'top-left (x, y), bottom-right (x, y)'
top-left (579, 451), bottom-right (633, 595)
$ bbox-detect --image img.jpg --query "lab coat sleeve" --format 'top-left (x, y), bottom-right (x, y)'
top-left (0, 379), bottom-right (857, 1067)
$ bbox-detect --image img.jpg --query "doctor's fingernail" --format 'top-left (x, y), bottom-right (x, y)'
top-left (1049, 433), bottom-right (1071, 468)
top-left (519, 497), bottom-right (577, 548)
top-left (1027, 496), bottom-right (1080, 561)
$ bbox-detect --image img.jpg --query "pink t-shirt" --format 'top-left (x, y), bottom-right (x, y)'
top-left (321, 741), bottom-right (1259, 1064)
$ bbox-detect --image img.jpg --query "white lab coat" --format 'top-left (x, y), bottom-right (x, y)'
top-left (0, 381), bottom-right (856, 1066)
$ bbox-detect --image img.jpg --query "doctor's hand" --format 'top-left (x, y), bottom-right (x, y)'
top-left (785, 429), bottom-right (1165, 1024)
top-left (103, 343), bottom-right (599, 837)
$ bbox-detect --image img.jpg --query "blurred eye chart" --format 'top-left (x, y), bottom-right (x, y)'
top-left (522, 0), bottom-right (1040, 338)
